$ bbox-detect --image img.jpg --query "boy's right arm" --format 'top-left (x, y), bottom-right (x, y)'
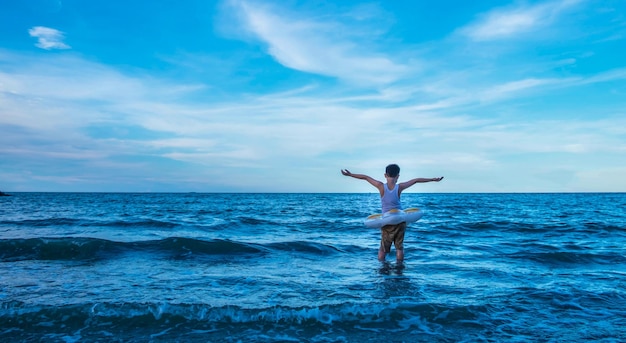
top-left (341, 169), bottom-right (384, 195)
top-left (399, 176), bottom-right (444, 192)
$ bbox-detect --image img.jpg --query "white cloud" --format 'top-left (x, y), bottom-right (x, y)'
top-left (3, 0), bottom-right (626, 193)
top-left (28, 26), bottom-right (71, 50)
top-left (478, 77), bottom-right (568, 101)
top-left (1, 65), bottom-right (621, 192)
top-left (574, 167), bottom-right (626, 192)
top-left (579, 67), bottom-right (626, 85)
top-left (226, 0), bottom-right (408, 85)
top-left (460, 0), bottom-right (582, 41)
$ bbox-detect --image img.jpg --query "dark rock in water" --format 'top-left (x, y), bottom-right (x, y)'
top-left (0, 191), bottom-right (10, 196)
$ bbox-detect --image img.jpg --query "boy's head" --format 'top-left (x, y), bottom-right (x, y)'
top-left (385, 164), bottom-right (400, 178)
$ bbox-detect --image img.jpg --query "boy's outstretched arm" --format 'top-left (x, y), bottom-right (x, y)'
top-left (399, 176), bottom-right (444, 192)
top-left (341, 169), bottom-right (384, 195)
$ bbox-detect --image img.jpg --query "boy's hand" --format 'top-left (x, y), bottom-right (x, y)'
top-left (432, 177), bottom-right (444, 182)
top-left (341, 169), bottom-right (352, 177)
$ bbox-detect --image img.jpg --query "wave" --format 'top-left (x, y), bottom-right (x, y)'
top-left (581, 222), bottom-right (626, 232)
top-left (266, 240), bottom-right (345, 255)
top-left (0, 217), bottom-right (84, 227)
top-left (99, 219), bottom-right (180, 229)
top-left (0, 300), bottom-right (489, 341)
top-left (3, 297), bottom-right (623, 342)
top-left (6, 216), bottom-right (621, 235)
top-left (1, 217), bottom-right (181, 229)
top-left (506, 249), bottom-right (626, 266)
top-left (433, 221), bottom-right (625, 235)
top-left (1, 216), bottom-right (345, 231)
top-left (0, 237), bottom-right (349, 262)
top-left (0, 237), bottom-right (265, 262)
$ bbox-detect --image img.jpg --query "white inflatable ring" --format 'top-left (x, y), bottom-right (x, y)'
top-left (364, 208), bottom-right (423, 228)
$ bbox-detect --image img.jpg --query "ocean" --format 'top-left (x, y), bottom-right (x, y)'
top-left (1, 192), bottom-right (625, 342)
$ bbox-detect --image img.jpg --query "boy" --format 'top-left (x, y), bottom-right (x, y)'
top-left (341, 164), bottom-right (443, 262)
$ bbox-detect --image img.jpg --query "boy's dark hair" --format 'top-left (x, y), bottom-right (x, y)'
top-left (385, 164), bottom-right (400, 177)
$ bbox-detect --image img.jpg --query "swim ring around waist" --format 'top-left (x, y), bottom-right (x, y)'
top-left (364, 208), bottom-right (423, 228)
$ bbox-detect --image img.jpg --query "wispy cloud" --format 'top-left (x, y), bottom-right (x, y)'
top-left (226, 0), bottom-right (408, 85)
top-left (28, 26), bottom-right (71, 50)
top-left (460, 0), bottom-right (582, 41)
top-left (478, 77), bottom-right (570, 102)
top-left (2, 0), bottom-right (625, 192)
top-left (2, 46), bottom-right (624, 191)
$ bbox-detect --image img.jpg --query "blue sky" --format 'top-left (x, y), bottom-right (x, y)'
top-left (1, 0), bottom-right (625, 193)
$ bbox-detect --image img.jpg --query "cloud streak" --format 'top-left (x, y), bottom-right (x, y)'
top-left (2, 43), bottom-right (624, 192)
top-left (28, 26), bottom-right (71, 50)
top-left (227, 0), bottom-right (408, 85)
top-left (2, 0), bottom-right (625, 192)
top-left (459, 0), bottom-right (582, 41)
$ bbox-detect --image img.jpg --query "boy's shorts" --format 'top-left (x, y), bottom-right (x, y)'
top-left (380, 222), bottom-right (406, 253)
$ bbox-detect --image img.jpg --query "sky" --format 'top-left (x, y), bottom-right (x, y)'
top-left (1, 0), bottom-right (625, 193)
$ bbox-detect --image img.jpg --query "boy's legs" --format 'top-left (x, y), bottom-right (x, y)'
top-left (396, 249), bottom-right (404, 262)
top-left (378, 245), bottom-right (387, 261)
top-left (394, 222), bottom-right (406, 262)
top-left (379, 222), bottom-right (407, 261)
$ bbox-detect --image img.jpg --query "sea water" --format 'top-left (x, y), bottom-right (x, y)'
top-left (1, 192), bottom-right (625, 342)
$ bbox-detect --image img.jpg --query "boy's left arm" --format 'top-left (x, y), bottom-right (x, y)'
top-left (399, 176), bottom-right (444, 192)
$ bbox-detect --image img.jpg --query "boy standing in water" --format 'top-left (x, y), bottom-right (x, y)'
top-left (341, 164), bottom-right (443, 262)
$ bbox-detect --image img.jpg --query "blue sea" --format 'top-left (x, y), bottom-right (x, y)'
top-left (1, 192), bottom-right (625, 342)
